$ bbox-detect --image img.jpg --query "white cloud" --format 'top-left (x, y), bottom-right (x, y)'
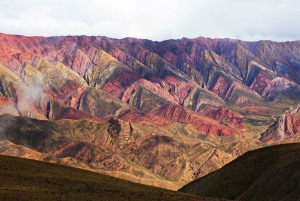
top-left (0, 0), bottom-right (299, 42)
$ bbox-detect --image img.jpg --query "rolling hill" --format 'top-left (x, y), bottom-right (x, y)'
top-left (0, 155), bottom-right (221, 201)
top-left (179, 143), bottom-right (300, 200)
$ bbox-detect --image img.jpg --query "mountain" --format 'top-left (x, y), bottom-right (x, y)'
top-left (179, 143), bottom-right (300, 200)
top-left (1, 32), bottom-right (300, 189)
top-left (0, 155), bottom-right (221, 201)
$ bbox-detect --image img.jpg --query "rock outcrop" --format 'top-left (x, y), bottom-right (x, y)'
top-left (260, 104), bottom-right (300, 142)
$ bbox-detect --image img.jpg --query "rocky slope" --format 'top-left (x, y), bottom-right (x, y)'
top-left (260, 103), bottom-right (300, 143)
top-left (0, 32), bottom-right (300, 189)
top-left (0, 114), bottom-right (255, 189)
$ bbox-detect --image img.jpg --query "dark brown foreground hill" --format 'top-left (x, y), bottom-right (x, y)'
top-left (179, 143), bottom-right (300, 200)
top-left (0, 155), bottom-right (223, 201)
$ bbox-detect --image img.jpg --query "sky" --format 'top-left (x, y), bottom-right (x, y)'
top-left (0, 0), bottom-right (299, 42)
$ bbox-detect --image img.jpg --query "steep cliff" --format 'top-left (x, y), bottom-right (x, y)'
top-left (260, 104), bottom-right (300, 142)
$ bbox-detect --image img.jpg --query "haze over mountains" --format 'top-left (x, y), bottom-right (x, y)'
top-left (1, 32), bottom-right (300, 190)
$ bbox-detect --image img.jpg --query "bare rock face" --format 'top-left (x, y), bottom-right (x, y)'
top-left (249, 68), bottom-right (275, 94)
top-left (1, 33), bottom-right (300, 115)
top-left (118, 109), bottom-right (172, 127)
top-left (102, 68), bottom-right (141, 99)
top-left (211, 75), bottom-right (232, 98)
top-left (121, 75), bottom-right (192, 109)
top-left (48, 100), bottom-right (104, 122)
top-left (183, 87), bottom-right (225, 112)
top-left (254, 40), bottom-right (300, 82)
top-left (71, 48), bottom-right (98, 76)
top-left (163, 76), bottom-right (193, 104)
top-left (204, 108), bottom-right (246, 130)
top-left (152, 104), bottom-right (242, 137)
top-left (261, 77), bottom-right (300, 100)
top-left (224, 81), bottom-right (260, 100)
top-left (121, 78), bottom-right (176, 104)
top-left (260, 104), bottom-right (300, 143)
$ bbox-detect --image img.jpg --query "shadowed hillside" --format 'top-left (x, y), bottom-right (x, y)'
top-left (179, 143), bottom-right (300, 200)
top-left (0, 155), bottom-right (224, 201)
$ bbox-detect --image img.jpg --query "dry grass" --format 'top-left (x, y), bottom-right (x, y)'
top-left (180, 143), bottom-right (300, 200)
top-left (0, 155), bottom-right (223, 201)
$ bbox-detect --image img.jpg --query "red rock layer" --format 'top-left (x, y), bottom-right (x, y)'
top-left (118, 109), bottom-right (172, 127)
top-left (122, 78), bottom-right (175, 103)
top-left (204, 108), bottom-right (246, 130)
top-left (163, 76), bottom-right (192, 104)
top-left (121, 75), bottom-right (192, 105)
top-left (102, 68), bottom-right (141, 99)
top-left (152, 104), bottom-right (242, 137)
top-left (54, 106), bottom-right (104, 122)
top-left (260, 104), bottom-right (300, 142)
top-left (0, 95), bottom-right (15, 106)
top-left (250, 70), bottom-right (274, 94)
top-left (262, 77), bottom-right (300, 98)
top-left (211, 76), bottom-right (232, 98)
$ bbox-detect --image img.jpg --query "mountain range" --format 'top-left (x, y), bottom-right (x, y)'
top-left (0, 33), bottom-right (300, 190)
